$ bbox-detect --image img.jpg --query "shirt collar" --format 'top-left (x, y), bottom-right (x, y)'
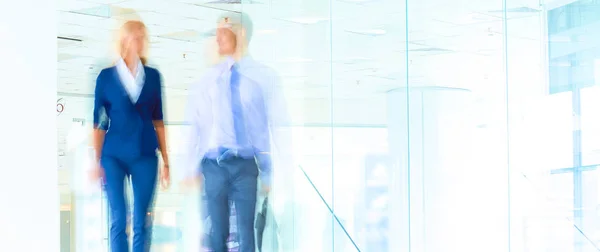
top-left (237, 56), bottom-right (252, 69)
top-left (116, 58), bottom-right (145, 79)
top-left (224, 56), bottom-right (236, 70)
top-left (224, 55), bottom-right (254, 71)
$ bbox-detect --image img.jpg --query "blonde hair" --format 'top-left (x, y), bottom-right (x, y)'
top-left (116, 20), bottom-right (149, 65)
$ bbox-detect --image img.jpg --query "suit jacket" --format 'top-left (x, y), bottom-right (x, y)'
top-left (93, 65), bottom-right (164, 159)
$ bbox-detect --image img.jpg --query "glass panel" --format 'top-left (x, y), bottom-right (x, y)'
top-left (239, 0), bottom-right (336, 249)
top-left (508, 0), bottom-right (600, 251)
top-left (581, 87), bottom-right (600, 166)
top-left (580, 87), bottom-right (600, 250)
top-left (332, 128), bottom-right (389, 251)
top-left (289, 126), bottom-right (333, 251)
top-left (62, 121), bottom-right (109, 252)
top-left (580, 169), bottom-right (600, 250)
top-left (409, 0), bottom-right (508, 251)
top-left (329, 0), bottom-right (408, 250)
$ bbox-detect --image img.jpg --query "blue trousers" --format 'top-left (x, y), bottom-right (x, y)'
top-left (102, 155), bottom-right (158, 252)
top-left (203, 157), bottom-right (258, 252)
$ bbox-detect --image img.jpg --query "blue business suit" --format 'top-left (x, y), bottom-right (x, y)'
top-left (93, 65), bottom-right (164, 252)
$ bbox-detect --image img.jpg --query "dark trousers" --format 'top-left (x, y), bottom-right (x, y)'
top-left (203, 157), bottom-right (258, 252)
top-left (102, 155), bottom-right (158, 252)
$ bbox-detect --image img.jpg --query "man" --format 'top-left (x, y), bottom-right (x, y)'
top-left (183, 12), bottom-right (290, 252)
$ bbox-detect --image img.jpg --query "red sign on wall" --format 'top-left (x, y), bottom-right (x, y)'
top-left (57, 98), bottom-right (65, 115)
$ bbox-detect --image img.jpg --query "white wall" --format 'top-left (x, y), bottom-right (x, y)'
top-left (0, 0), bottom-right (58, 251)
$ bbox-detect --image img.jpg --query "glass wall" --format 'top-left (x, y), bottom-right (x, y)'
top-left (507, 0), bottom-right (600, 251)
top-left (56, 0), bottom-right (600, 251)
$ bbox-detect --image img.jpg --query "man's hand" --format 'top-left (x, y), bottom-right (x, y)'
top-left (262, 184), bottom-right (271, 194)
top-left (160, 164), bottom-right (171, 190)
top-left (181, 176), bottom-right (200, 187)
top-left (179, 175), bottom-right (203, 193)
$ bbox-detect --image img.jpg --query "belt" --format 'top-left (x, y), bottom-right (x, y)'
top-left (206, 147), bottom-right (255, 165)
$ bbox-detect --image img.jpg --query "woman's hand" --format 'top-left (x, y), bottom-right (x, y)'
top-left (89, 162), bottom-right (104, 183)
top-left (160, 164), bottom-right (171, 190)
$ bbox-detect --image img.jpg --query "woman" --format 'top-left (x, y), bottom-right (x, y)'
top-left (91, 20), bottom-right (170, 252)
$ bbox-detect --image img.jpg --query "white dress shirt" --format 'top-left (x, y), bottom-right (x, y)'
top-left (115, 58), bottom-right (145, 103)
top-left (183, 56), bottom-right (293, 183)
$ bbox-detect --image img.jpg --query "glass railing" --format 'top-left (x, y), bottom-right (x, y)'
top-left (298, 165), bottom-right (362, 252)
top-left (62, 148), bottom-right (600, 252)
top-left (517, 167), bottom-right (600, 251)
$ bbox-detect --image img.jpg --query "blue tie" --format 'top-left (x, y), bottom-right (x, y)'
top-left (230, 65), bottom-right (248, 146)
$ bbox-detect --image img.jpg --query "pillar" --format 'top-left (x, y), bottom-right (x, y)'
top-left (0, 0), bottom-right (58, 251)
